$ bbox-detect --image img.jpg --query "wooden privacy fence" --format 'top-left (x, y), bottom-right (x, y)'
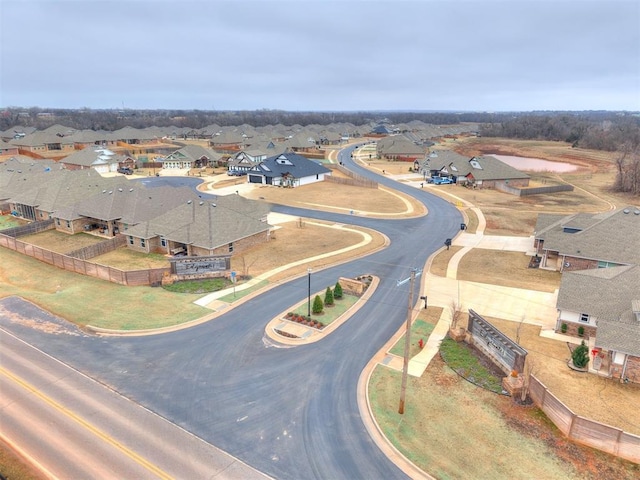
top-left (1, 219), bottom-right (55, 237)
top-left (66, 235), bottom-right (127, 260)
top-left (0, 233), bottom-right (170, 286)
top-left (529, 375), bottom-right (640, 463)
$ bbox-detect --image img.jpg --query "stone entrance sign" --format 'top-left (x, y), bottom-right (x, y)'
top-left (467, 309), bottom-right (527, 374)
top-left (170, 255), bottom-right (231, 277)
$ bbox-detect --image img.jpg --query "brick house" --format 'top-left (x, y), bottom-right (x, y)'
top-left (534, 207), bottom-right (640, 383)
top-left (124, 194), bottom-right (271, 257)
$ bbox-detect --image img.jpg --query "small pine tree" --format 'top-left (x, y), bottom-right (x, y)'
top-left (324, 286), bottom-right (334, 306)
top-left (572, 340), bottom-right (589, 368)
top-left (333, 281), bottom-right (343, 299)
top-left (312, 294), bottom-right (324, 314)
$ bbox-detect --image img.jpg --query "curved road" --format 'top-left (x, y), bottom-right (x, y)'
top-left (1, 145), bottom-right (461, 479)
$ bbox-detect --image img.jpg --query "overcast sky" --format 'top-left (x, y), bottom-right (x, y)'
top-left (1, 0), bottom-right (638, 112)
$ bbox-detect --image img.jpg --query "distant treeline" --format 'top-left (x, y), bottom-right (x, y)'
top-left (479, 113), bottom-right (640, 151)
top-left (2, 108), bottom-right (638, 152)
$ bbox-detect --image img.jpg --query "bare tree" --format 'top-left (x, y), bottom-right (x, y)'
top-left (237, 255), bottom-right (258, 279)
top-left (449, 300), bottom-right (462, 330)
top-left (520, 357), bottom-right (536, 403)
top-left (515, 315), bottom-right (526, 345)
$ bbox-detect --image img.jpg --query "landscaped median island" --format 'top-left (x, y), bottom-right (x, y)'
top-left (267, 275), bottom-right (377, 344)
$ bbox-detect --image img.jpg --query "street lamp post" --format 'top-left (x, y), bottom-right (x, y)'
top-left (307, 268), bottom-right (312, 318)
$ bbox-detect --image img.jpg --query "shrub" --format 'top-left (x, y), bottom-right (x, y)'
top-left (561, 323), bottom-right (567, 334)
top-left (333, 281), bottom-right (343, 299)
top-left (324, 286), bottom-right (334, 306)
top-left (572, 340), bottom-right (589, 368)
top-left (312, 294), bottom-right (324, 314)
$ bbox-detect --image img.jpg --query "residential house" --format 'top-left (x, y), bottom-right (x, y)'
top-left (425, 151), bottom-right (530, 188)
top-left (376, 135), bottom-right (425, 162)
top-left (0, 139), bottom-right (19, 158)
top-left (161, 144), bottom-right (221, 170)
top-left (534, 207), bottom-right (640, 383)
top-left (247, 152), bottom-right (331, 187)
top-left (59, 147), bottom-right (134, 174)
top-left (125, 194), bottom-right (271, 257)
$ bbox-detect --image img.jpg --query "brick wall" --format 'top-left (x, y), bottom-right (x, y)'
top-left (563, 256), bottom-right (598, 271)
top-left (557, 322), bottom-right (596, 339)
top-left (210, 230), bottom-right (270, 256)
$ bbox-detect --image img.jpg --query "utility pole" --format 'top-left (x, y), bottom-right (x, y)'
top-left (397, 268), bottom-right (421, 414)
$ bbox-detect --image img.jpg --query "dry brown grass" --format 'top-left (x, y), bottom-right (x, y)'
top-left (231, 220), bottom-right (387, 282)
top-left (485, 317), bottom-right (640, 436)
top-left (20, 230), bottom-right (103, 253)
top-left (458, 250), bottom-right (561, 292)
top-left (244, 181), bottom-right (426, 217)
top-left (428, 246), bottom-right (462, 277)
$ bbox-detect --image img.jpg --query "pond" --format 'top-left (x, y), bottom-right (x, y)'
top-left (490, 154), bottom-right (579, 173)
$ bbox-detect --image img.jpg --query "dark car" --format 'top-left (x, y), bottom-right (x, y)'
top-left (117, 167), bottom-right (133, 175)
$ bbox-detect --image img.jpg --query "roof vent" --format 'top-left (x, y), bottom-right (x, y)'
top-left (129, 188), bottom-right (133, 192)
top-left (211, 203), bottom-right (216, 207)
top-left (102, 190), bottom-right (107, 193)
top-left (199, 201), bottom-right (204, 205)
top-left (187, 200), bottom-right (192, 204)
top-left (108, 191), bottom-right (113, 194)
top-left (634, 210), bottom-right (640, 215)
top-left (623, 209), bottom-right (630, 214)
top-left (118, 188), bottom-right (123, 192)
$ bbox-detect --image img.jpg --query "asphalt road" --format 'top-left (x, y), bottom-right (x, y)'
top-left (0, 145), bottom-right (461, 479)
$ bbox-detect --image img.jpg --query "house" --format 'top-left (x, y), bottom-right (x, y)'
top-left (9, 124), bottom-right (77, 158)
top-left (533, 208), bottom-right (640, 273)
top-left (124, 194), bottom-right (271, 257)
top-left (424, 151), bottom-right (530, 188)
top-left (556, 265), bottom-right (640, 383)
top-left (247, 152), bottom-right (331, 187)
top-left (0, 139), bottom-right (20, 157)
top-left (534, 207), bottom-right (640, 383)
top-left (227, 142), bottom-right (286, 172)
top-left (376, 135), bottom-right (425, 162)
top-left (160, 144), bottom-right (221, 170)
top-left (52, 184), bottom-right (196, 237)
top-left (59, 147), bottom-right (134, 174)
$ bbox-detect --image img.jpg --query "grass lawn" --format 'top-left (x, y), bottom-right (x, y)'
top-left (0, 438), bottom-right (43, 480)
top-left (370, 357), bottom-right (640, 479)
top-left (428, 246), bottom-right (462, 277)
top-left (20, 230), bottom-right (103, 253)
top-left (92, 248), bottom-right (169, 269)
top-left (389, 319), bottom-right (436, 357)
top-left (457, 250), bottom-right (561, 292)
top-left (291, 293), bottom-right (359, 326)
top-left (369, 360), bottom-right (585, 480)
top-left (439, 337), bottom-right (505, 394)
top-left (0, 214), bottom-right (27, 230)
top-left (0, 248), bottom-right (207, 330)
top-left (163, 277), bottom-right (230, 294)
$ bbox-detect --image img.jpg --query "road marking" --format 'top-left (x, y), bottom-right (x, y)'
top-left (0, 367), bottom-right (173, 480)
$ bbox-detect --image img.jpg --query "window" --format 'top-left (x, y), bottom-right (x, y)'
top-left (140, 238), bottom-right (146, 248)
top-left (128, 236), bottom-right (134, 245)
top-left (56, 218), bottom-right (60, 226)
top-left (160, 237), bottom-right (167, 247)
top-left (579, 313), bottom-right (590, 323)
top-left (228, 242), bottom-right (234, 253)
top-left (66, 220), bottom-right (71, 228)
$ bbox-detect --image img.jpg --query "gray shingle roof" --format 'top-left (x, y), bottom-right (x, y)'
top-left (537, 207), bottom-right (640, 265)
top-left (250, 152), bottom-right (330, 179)
top-left (126, 194), bottom-right (271, 250)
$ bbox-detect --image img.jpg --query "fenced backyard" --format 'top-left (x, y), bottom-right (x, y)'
top-left (0, 232), bottom-right (169, 286)
top-left (529, 375), bottom-right (640, 464)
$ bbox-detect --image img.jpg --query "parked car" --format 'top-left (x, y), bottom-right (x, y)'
top-left (430, 176), bottom-right (454, 185)
top-left (117, 167), bottom-right (133, 175)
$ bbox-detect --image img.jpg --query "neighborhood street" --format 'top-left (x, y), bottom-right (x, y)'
top-left (0, 146), bottom-right (462, 479)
